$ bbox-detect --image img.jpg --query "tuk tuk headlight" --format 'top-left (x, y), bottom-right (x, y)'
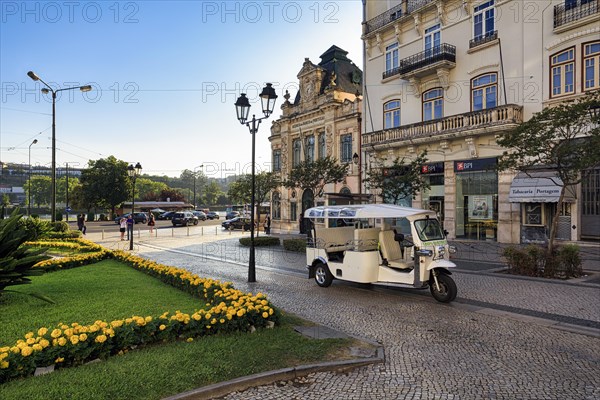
top-left (436, 246), bottom-right (445, 258)
top-left (449, 246), bottom-right (457, 254)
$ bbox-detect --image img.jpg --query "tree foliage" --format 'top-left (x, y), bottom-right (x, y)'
top-left (282, 156), bottom-right (348, 198)
top-left (365, 151), bottom-right (430, 204)
top-left (80, 156), bottom-right (130, 217)
top-left (496, 90), bottom-right (600, 251)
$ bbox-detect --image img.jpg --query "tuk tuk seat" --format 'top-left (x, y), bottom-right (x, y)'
top-left (314, 226), bottom-right (355, 253)
top-left (379, 230), bottom-right (412, 269)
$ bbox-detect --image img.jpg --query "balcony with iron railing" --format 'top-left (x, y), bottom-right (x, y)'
top-left (469, 30), bottom-right (498, 49)
top-left (362, 104), bottom-right (523, 147)
top-left (383, 44), bottom-right (456, 80)
top-left (554, 0), bottom-right (599, 28)
top-left (364, 0), bottom-right (435, 35)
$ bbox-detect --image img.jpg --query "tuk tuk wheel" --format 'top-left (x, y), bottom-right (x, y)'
top-left (429, 273), bottom-right (457, 303)
top-left (314, 262), bottom-right (333, 287)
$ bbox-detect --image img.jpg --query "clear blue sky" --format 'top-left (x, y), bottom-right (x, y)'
top-left (1, 0), bottom-right (363, 179)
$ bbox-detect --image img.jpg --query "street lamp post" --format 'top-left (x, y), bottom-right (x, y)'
top-left (27, 71), bottom-right (92, 222)
top-left (193, 164), bottom-right (204, 209)
top-left (234, 83), bottom-right (278, 283)
top-left (127, 162), bottom-right (142, 251)
top-left (64, 162), bottom-right (79, 222)
top-left (27, 139), bottom-right (38, 216)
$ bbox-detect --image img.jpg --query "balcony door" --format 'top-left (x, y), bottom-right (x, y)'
top-left (424, 24), bottom-right (441, 58)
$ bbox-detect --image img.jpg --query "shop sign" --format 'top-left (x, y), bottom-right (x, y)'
top-left (454, 157), bottom-right (497, 172)
top-left (421, 162), bottom-right (444, 174)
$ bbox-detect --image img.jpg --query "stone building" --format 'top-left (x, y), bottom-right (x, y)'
top-left (269, 46), bottom-right (363, 233)
top-left (361, 0), bottom-right (599, 243)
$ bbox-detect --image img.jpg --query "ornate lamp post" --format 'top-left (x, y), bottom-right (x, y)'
top-left (234, 83), bottom-right (277, 283)
top-left (27, 71), bottom-right (92, 222)
top-left (127, 162), bottom-right (142, 251)
top-left (27, 139), bottom-right (38, 216)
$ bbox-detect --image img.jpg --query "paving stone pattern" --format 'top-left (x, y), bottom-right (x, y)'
top-left (122, 233), bottom-right (600, 400)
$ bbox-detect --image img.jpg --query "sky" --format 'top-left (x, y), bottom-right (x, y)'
top-left (0, 0), bottom-right (364, 180)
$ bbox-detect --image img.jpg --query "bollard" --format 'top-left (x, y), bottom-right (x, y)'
top-left (138, 228), bottom-right (140, 238)
top-left (172, 228), bottom-right (174, 237)
top-left (201, 226), bottom-right (204, 236)
top-left (187, 226), bottom-right (190, 236)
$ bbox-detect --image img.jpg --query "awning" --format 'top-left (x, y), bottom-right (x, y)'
top-left (508, 171), bottom-right (576, 203)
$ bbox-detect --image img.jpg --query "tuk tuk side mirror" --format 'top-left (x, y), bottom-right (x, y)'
top-left (443, 229), bottom-right (449, 237)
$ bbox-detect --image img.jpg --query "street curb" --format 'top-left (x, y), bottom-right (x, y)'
top-left (163, 340), bottom-right (384, 400)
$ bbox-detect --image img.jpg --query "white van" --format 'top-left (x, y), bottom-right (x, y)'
top-left (304, 204), bottom-right (458, 303)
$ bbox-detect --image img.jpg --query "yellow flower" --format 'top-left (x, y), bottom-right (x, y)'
top-left (24, 332), bottom-right (34, 339)
top-left (0, 347), bottom-right (8, 353)
top-left (37, 327), bottom-right (48, 336)
top-left (70, 336), bottom-right (79, 345)
top-left (186, 338), bottom-right (193, 342)
top-left (26, 338), bottom-right (36, 345)
top-left (39, 339), bottom-right (50, 348)
top-left (55, 357), bottom-right (64, 363)
top-left (21, 346), bottom-right (33, 357)
top-left (79, 334), bottom-right (88, 342)
top-left (11, 347), bottom-right (20, 354)
top-left (262, 312), bottom-right (269, 318)
top-left (219, 319), bottom-right (225, 324)
top-left (145, 316), bottom-right (152, 323)
top-left (32, 344), bottom-right (43, 352)
top-left (236, 309), bottom-right (245, 317)
top-left (57, 337), bottom-right (67, 346)
top-left (0, 352), bottom-right (7, 360)
top-left (51, 329), bottom-right (62, 338)
top-left (159, 324), bottom-right (166, 331)
top-left (0, 361), bottom-right (8, 369)
top-left (95, 335), bottom-right (107, 343)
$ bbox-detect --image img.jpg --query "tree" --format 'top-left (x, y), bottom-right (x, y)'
top-left (204, 181), bottom-right (224, 206)
top-left (27, 176), bottom-right (52, 207)
top-left (497, 90), bottom-right (600, 252)
top-left (136, 178), bottom-right (168, 201)
top-left (159, 188), bottom-right (185, 202)
top-left (228, 172), bottom-right (280, 236)
top-left (365, 151), bottom-right (430, 205)
top-left (80, 156), bottom-right (130, 217)
top-left (283, 156), bottom-right (348, 202)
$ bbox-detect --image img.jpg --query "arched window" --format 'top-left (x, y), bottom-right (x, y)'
top-left (340, 187), bottom-right (351, 195)
top-left (318, 132), bottom-right (326, 159)
top-left (292, 139), bottom-right (301, 167)
top-left (422, 88), bottom-right (443, 121)
top-left (471, 73), bottom-right (497, 111)
top-left (384, 100), bottom-right (401, 129)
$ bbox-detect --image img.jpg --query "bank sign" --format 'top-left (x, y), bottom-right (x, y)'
top-left (454, 157), bottom-right (497, 172)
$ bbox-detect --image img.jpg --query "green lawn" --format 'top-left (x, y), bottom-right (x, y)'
top-left (0, 260), bottom-right (353, 399)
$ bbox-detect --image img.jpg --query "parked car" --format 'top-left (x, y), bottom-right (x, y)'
top-left (114, 213), bottom-right (148, 224)
top-left (157, 211), bottom-right (176, 220)
top-left (192, 211), bottom-right (207, 221)
top-left (221, 216), bottom-right (252, 231)
top-left (172, 211), bottom-right (199, 227)
top-left (225, 211), bottom-right (240, 220)
top-left (206, 211), bottom-right (220, 220)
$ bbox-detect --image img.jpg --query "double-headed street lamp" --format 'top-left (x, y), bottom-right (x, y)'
top-left (27, 71), bottom-right (92, 222)
top-left (193, 165), bottom-right (204, 209)
top-left (127, 162), bottom-right (142, 251)
top-left (27, 139), bottom-right (38, 216)
top-left (234, 83), bottom-right (278, 283)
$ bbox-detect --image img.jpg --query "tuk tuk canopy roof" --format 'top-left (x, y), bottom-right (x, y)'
top-left (304, 204), bottom-right (434, 219)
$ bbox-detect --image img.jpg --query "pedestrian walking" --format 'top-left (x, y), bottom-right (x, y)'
top-left (77, 213), bottom-right (87, 235)
top-left (126, 214), bottom-right (134, 240)
top-left (148, 212), bottom-right (155, 234)
top-left (119, 216), bottom-right (127, 241)
top-left (264, 214), bottom-right (271, 235)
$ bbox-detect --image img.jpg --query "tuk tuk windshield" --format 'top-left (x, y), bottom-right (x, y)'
top-left (414, 218), bottom-right (445, 241)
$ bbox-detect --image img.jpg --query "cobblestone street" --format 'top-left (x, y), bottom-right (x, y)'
top-left (91, 230), bottom-right (600, 399)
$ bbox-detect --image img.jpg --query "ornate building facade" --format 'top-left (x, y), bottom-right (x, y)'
top-left (269, 46), bottom-right (363, 233)
top-left (361, 0), bottom-right (599, 243)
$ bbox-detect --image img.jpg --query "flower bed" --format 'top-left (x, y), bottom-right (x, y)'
top-left (0, 240), bottom-right (281, 383)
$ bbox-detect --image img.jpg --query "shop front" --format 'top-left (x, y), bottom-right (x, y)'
top-left (454, 158), bottom-right (498, 241)
top-left (420, 162), bottom-right (445, 226)
top-left (508, 170), bottom-right (576, 243)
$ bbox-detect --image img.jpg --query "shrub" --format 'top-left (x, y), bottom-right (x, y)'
top-left (17, 217), bottom-right (52, 240)
top-left (558, 244), bottom-right (582, 278)
top-left (87, 212), bottom-right (95, 222)
top-left (50, 221), bottom-right (70, 233)
top-left (45, 231), bottom-right (82, 239)
top-left (282, 238), bottom-right (306, 252)
top-left (239, 236), bottom-right (280, 247)
top-left (54, 211), bottom-right (63, 222)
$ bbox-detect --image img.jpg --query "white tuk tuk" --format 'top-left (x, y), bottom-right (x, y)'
top-left (304, 204), bottom-right (458, 303)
